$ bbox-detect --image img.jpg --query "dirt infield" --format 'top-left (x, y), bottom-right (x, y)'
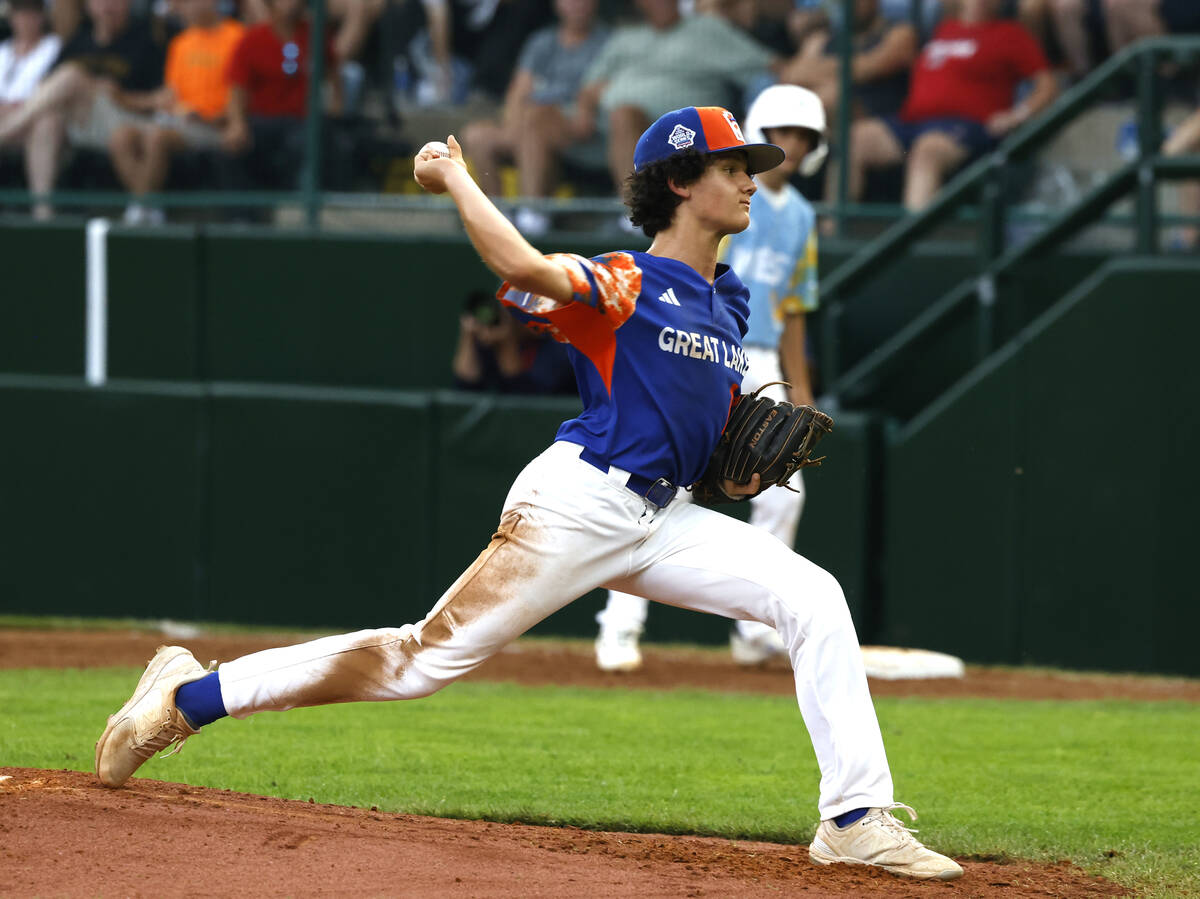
top-left (5, 627), bottom-right (1186, 897)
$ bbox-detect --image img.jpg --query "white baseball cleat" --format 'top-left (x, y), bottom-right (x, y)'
top-left (808, 803), bottom-right (964, 880)
top-left (595, 627), bottom-right (643, 672)
top-left (95, 645), bottom-right (207, 788)
top-left (729, 627), bottom-right (788, 666)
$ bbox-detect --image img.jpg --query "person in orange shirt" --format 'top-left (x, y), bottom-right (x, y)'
top-left (108, 0), bottom-right (243, 224)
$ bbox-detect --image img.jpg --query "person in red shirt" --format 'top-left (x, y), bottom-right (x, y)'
top-left (846, 0), bottom-right (1058, 210)
top-left (219, 0), bottom-right (339, 191)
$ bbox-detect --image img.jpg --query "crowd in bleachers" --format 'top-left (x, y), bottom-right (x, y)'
top-left (0, 0), bottom-right (1198, 224)
top-left (0, 0), bottom-right (381, 219)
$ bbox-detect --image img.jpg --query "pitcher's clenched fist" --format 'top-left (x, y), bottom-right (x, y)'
top-left (414, 135), bottom-right (467, 194)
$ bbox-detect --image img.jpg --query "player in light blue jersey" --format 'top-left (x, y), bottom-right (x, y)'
top-left (94, 105), bottom-right (962, 882)
top-left (597, 85), bottom-right (830, 670)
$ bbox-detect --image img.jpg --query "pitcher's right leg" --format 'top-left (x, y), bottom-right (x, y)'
top-left (96, 442), bottom-right (645, 784)
top-left (217, 497), bottom-right (621, 716)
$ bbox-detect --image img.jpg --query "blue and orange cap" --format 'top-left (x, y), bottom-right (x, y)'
top-left (633, 106), bottom-right (785, 175)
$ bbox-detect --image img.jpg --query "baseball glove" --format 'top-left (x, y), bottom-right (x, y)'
top-left (690, 383), bottom-right (834, 505)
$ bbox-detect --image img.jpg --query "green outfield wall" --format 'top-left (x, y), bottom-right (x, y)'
top-left (0, 222), bottom-right (1107, 397)
top-left (0, 376), bottom-right (879, 644)
top-left (880, 258), bottom-right (1200, 677)
top-left (2, 224), bottom-right (1194, 675)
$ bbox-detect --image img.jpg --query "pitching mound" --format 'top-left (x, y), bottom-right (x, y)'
top-left (1, 768), bottom-right (1124, 898)
top-left (4, 627), bottom-right (1183, 896)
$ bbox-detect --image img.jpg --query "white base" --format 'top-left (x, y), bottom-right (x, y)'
top-left (860, 646), bottom-right (966, 680)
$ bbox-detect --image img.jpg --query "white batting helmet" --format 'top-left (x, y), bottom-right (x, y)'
top-left (744, 85), bottom-right (829, 177)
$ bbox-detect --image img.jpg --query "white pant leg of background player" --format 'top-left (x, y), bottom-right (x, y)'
top-left (735, 345), bottom-right (806, 643)
top-left (596, 590), bottom-right (649, 635)
top-left (612, 500), bottom-right (893, 819)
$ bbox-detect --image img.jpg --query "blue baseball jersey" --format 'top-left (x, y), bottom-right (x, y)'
top-left (721, 183), bottom-right (818, 349)
top-left (500, 251), bottom-right (750, 486)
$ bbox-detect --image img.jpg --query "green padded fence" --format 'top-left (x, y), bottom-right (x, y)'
top-left (0, 378), bottom-right (882, 644)
top-left (0, 224), bottom-right (87, 376)
top-left (880, 258), bottom-right (1200, 677)
top-left (107, 228), bottom-right (202, 380)
top-left (0, 375), bottom-right (206, 619)
top-left (0, 222), bottom-right (1104, 408)
top-left (204, 383), bottom-right (437, 629)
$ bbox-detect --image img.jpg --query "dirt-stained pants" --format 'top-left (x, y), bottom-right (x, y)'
top-left (217, 440), bottom-right (894, 819)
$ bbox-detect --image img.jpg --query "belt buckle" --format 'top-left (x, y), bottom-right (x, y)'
top-left (643, 477), bottom-right (677, 510)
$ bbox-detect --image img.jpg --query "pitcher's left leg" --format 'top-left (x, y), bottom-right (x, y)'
top-left (615, 501), bottom-right (891, 819)
top-left (733, 480), bottom-right (806, 656)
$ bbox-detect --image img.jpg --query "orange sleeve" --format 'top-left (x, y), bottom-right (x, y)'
top-left (497, 253), bottom-right (641, 394)
top-left (498, 253), bottom-right (640, 327)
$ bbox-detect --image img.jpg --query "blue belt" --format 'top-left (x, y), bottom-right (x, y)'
top-left (579, 447), bottom-right (679, 510)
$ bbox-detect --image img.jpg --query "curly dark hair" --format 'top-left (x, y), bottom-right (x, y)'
top-left (623, 150), bottom-right (710, 237)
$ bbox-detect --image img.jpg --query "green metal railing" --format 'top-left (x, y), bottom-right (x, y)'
top-left (820, 34), bottom-right (1200, 407)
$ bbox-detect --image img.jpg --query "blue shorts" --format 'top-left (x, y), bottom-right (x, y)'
top-left (884, 116), bottom-right (997, 158)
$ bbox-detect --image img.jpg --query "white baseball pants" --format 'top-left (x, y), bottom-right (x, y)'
top-left (217, 440), bottom-right (893, 818)
top-left (599, 344), bottom-right (805, 644)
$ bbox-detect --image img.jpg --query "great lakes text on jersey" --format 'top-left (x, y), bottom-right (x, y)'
top-left (657, 327), bottom-right (749, 375)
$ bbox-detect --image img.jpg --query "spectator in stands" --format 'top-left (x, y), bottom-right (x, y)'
top-left (1103, 0), bottom-right (1200, 52)
top-left (0, 0), bottom-right (62, 121)
top-left (1008, 0), bottom-right (1053, 52)
top-left (48, 0), bottom-right (87, 41)
top-left (790, 0), bottom-right (941, 47)
top-left (242, 0), bottom-right (385, 113)
top-left (694, 0), bottom-right (795, 56)
top-left (846, 0), bottom-right (1058, 210)
top-left (242, 0), bottom-right (387, 66)
top-left (1162, 107), bottom-right (1200, 249)
top-left (452, 289), bottom-right (577, 394)
top-left (778, 0), bottom-right (919, 124)
top-left (1049, 0), bottom-right (1106, 78)
top-left (388, 0), bottom-right (552, 105)
top-left (460, 0), bottom-right (609, 236)
top-left (0, 0), bottom-right (165, 218)
top-left (107, 0), bottom-right (243, 224)
top-left (219, 0), bottom-right (340, 192)
top-left (573, 0), bottom-right (778, 202)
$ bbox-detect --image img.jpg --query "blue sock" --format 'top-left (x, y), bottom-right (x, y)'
top-left (174, 672), bottom-right (227, 729)
top-left (833, 807), bottom-right (869, 828)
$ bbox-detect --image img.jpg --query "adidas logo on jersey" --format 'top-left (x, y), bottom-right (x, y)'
top-left (658, 287), bottom-right (681, 306)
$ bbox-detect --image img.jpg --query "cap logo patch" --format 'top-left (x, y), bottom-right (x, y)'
top-left (667, 123), bottom-right (697, 150)
top-left (723, 110), bottom-right (744, 143)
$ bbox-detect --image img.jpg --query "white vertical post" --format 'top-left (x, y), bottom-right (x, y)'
top-left (85, 217), bottom-right (109, 386)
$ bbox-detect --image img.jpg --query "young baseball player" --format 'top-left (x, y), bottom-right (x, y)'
top-left (94, 106), bottom-right (963, 881)
top-left (595, 85), bottom-right (827, 672)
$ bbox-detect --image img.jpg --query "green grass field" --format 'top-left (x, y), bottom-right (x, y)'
top-left (2, 664), bottom-right (1197, 897)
